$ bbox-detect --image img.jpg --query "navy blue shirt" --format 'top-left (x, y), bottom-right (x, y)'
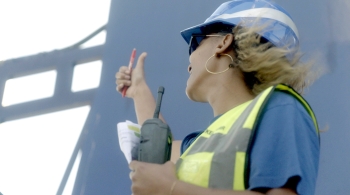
top-left (180, 91), bottom-right (320, 195)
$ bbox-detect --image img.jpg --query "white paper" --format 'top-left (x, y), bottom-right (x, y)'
top-left (117, 120), bottom-right (141, 163)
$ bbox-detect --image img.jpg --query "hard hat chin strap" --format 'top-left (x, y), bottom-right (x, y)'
top-left (205, 53), bottom-right (235, 75)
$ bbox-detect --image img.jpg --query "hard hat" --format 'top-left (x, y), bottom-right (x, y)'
top-left (180, 0), bottom-right (299, 50)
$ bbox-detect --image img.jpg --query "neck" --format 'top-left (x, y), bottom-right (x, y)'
top-left (207, 73), bottom-right (255, 117)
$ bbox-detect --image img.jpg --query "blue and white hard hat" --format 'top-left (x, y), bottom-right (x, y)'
top-left (181, 0), bottom-right (299, 50)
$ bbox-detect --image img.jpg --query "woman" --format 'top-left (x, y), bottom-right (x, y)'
top-left (115, 0), bottom-right (320, 194)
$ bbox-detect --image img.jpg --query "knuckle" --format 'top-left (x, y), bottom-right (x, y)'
top-left (121, 74), bottom-right (128, 80)
top-left (130, 172), bottom-right (137, 182)
top-left (137, 164), bottom-right (145, 172)
top-left (119, 66), bottom-right (127, 71)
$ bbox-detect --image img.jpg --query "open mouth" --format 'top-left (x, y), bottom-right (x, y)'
top-left (188, 66), bottom-right (192, 74)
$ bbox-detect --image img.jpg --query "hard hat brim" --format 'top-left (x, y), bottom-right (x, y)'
top-left (180, 19), bottom-right (237, 45)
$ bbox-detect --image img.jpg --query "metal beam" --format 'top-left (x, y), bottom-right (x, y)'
top-left (0, 45), bottom-right (103, 122)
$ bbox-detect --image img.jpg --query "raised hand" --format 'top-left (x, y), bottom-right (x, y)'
top-left (116, 52), bottom-right (148, 98)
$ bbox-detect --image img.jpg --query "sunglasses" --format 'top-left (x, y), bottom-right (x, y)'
top-left (188, 34), bottom-right (226, 55)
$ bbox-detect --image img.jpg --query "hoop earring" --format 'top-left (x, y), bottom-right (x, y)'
top-left (205, 53), bottom-right (235, 75)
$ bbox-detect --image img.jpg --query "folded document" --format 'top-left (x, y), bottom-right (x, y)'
top-left (117, 120), bottom-right (141, 164)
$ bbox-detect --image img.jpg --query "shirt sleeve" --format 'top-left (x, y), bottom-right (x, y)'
top-left (180, 131), bottom-right (202, 154)
top-left (248, 92), bottom-right (320, 195)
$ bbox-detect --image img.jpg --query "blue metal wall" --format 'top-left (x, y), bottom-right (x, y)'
top-left (64, 0), bottom-right (349, 194)
top-left (4, 1), bottom-right (348, 194)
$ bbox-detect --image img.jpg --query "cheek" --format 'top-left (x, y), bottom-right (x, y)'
top-left (187, 50), bottom-right (212, 85)
top-left (185, 47), bottom-right (214, 99)
top-left (190, 52), bottom-right (207, 73)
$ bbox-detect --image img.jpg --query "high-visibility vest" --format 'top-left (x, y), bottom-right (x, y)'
top-left (176, 84), bottom-right (319, 190)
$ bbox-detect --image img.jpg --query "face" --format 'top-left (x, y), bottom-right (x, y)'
top-left (186, 35), bottom-right (220, 102)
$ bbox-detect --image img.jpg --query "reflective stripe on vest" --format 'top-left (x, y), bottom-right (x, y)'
top-left (176, 84), bottom-right (319, 190)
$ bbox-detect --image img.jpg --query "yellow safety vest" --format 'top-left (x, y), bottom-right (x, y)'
top-left (176, 84), bottom-right (319, 190)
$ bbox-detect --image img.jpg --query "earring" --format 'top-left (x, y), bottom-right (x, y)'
top-left (205, 53), bottom-right (235, 74)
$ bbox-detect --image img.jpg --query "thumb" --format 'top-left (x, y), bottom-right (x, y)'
top-left (165, 161), bottom-right (176, 169)
top-left (134, 52), bottom-right (147, 71)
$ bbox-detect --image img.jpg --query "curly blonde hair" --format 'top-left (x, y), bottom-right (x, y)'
top-left (230, 24), bottom-right (319, 95)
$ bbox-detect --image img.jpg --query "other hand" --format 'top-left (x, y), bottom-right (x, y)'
top-left (129, 161), bottom-right (177, 195)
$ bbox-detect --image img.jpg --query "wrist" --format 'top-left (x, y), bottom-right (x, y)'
top-left (132, 81), bottom-right (150, 99)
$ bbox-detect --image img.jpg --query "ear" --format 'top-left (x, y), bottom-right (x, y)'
top-left (214, 34), bottom-right (234, 55)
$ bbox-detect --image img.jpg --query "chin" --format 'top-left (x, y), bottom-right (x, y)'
top-left (185, 87), bottom-right (206, 103)
top-left (185, 87), bottom-right (193, 100)
top-left (185, 86), bottom-right (196, 101)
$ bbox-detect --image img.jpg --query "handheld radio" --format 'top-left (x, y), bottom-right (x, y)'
top-left (138, 86), bottom-right (172, 164)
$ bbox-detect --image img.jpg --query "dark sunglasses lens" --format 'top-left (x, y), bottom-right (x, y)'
top-left (189, 36), bottom-right (202, 55)
top-left (189, 37), bottom-right (197, 55)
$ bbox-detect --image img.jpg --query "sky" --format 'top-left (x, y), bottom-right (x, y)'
top-left (0, 1), bottom-right (111, 194)
top-left (0, 0), bottom-right (110, 61)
